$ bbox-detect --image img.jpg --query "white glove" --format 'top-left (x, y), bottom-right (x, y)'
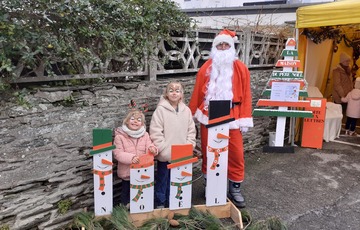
top-left (240, 127), bottom-right (249, 133)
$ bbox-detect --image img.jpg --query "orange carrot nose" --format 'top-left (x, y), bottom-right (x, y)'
top-left (217, 133), bottom-right (230, 139)
top-left (181, 171), bottom-right (192, 177)
top-left (141, 174), bottom-right (150, 179)
top-left (101, 158), bottom-right (113, 165)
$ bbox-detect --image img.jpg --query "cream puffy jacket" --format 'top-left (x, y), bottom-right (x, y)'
top-left (150, 96), bottom-right (196, 162)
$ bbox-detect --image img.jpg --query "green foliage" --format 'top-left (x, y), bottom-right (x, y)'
top-left (140, 217), bottom-right (170, 229)
top-left (0, 0), bottom-right (194, 79)
top-left (61, 95), bottom-right (75, 107)
top-left (68, 205), bottom-right (239, 230)
top-left (57, 199), bottom-right (73, 215)
top-left (73, 211), bottom-right (103, 230)
top-left (109, 205), bottom-right (137, 230)
top-left (0, 225), bottom-right (10, 230)
top-left (185, 207), bottom-right (233, 230)
top-left (0, 79), bottom-right (11, 91)
top-left (247, 217), bottom-right (287, 230)
top-left (241, 209), bottom-right (252, 228)
top-left (13, 89), bottom-right (32, 109)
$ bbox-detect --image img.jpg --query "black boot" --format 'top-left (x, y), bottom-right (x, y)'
top-left (228, 181), bottom-right (245, 208)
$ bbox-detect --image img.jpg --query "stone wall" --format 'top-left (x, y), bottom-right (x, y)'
top-left (0, 69), bottom-right (274, 229)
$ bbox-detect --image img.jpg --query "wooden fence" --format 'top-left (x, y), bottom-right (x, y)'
top-left (13, 29), bottom-right (285, 83)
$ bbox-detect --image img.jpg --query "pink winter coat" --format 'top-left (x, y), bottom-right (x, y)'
top-left (341, 88), bottom-right (360, 119)
top-left (113, 127), bottom-right (157, 180)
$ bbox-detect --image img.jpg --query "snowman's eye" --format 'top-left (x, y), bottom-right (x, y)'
top-left (138, 170), bottom-right (140, 173)
top-left (177, 167), bottom-right (180, 170)
top-left (184, 166), bottom-right (187, 169)
top-left (144, 169), bottom-right (147, 172)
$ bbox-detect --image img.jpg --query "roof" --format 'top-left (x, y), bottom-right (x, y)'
top-left (296, 0), bottom-right (360, 28)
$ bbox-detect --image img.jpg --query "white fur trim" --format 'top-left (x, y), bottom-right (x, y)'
top-left (229, 179), bottom-right (243, 183)
top-left (228, 118), bottom-right (254, 130)
top-left (238, 118), bottom-right (254, 127)
top-left (229, 121), bottom-right (239, 129)
top-left (194, 109), bottom-right (253, 130)
top-left (212, 34), bottom-right (235, 48)
top-left (194, 109), bottom-right (208, 125)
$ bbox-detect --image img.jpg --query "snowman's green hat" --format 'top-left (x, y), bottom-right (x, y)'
top-left (90, 129), bottom-right (115, 155)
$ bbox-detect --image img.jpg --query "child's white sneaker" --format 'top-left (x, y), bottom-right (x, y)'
top-left (349, 131), bottom-right (359, 137)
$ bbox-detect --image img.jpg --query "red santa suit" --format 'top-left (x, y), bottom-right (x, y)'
top-left (189, 59), bottom-right (253, 182)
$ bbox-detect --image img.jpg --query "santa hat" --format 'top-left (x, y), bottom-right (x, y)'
top-left (340, 52), bottom-right (351, 64)
top-left (355, 77), bottom-right (360, 89)
top-left (212, 29), bottom-right (238, 48)
top-left (167, 144), bottom-right (197, 169)
top-left (205, 100), bottom-right (235, 128)
top-left (90, 129), bottom-right (115, 155)
top-left (131, 153), bottom-right (154, 169)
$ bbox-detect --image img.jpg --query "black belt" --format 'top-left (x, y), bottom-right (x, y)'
top-left (232, 102), bottom-right (240, 108)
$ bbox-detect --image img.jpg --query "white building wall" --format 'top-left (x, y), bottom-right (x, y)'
top-left (192, 13), bottom-right (297, 29)
top-left (173, 0), bottom-right (334, 29)
top-left (173, 0), bottom-right (333, 9)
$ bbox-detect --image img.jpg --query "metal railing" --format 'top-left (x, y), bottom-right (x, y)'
top-left (13, 29), bottom-right (285, 83)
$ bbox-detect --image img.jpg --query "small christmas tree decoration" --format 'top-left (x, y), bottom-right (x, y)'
top-left (253, 38), bottom-right (315, 152)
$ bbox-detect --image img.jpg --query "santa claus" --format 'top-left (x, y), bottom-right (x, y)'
top-left (189, 29), bottom-right (253, 208)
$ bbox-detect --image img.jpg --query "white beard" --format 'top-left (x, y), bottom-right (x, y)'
top-left (205, 47), bottom-right (237, 105)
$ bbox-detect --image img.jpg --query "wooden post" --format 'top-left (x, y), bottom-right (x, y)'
top-left (147, 46), bottom-right (158, 81)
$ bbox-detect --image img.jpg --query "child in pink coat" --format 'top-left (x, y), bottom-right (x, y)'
top-left (341, 77), bottom-right (360, 137)
top-left (113, 109), bottom-right (158, 206)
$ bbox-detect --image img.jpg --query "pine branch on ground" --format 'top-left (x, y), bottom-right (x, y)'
top-left (73, 211), bottom-right (103, 230)
top-left (109, 205), bottom-right (137, 230)
top-left (70, 205), bottom-right (242, 229)
top-left (187, 206), bottom-right (233, 230)
top-left (241, 209), bottom-right (253, 229)
top-left (139, 217), bottom-right (170, 230)
top-left (247, 217), bottom-right (287, 230)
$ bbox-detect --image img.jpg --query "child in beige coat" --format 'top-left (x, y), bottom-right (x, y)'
top-left (150, 81), bottom-right (196, 208)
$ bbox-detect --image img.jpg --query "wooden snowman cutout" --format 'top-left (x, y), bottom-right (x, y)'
top-left (167, 144), bottom-right (198, 210)
top-left (206, 100), bottom-right (234, 207)
top-left (90, 129), bottom-right (115, 216)
top-left (130, 153), bottom-right (154, 214)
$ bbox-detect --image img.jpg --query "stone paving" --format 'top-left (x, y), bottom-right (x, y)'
top-left (192, 136), bottom-right (360, 230)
